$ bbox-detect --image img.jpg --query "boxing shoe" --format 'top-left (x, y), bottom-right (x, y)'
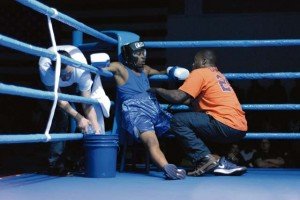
top-left (163, 164), bottom-right (186, 180)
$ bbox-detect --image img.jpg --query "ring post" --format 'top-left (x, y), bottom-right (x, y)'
top-left (72, 31), bottom-right (83, 46)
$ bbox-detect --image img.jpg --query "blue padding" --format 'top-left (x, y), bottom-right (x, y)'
top-left (1, 169), bottom-right (300, 199)
top-left (144, 39), bottom-right (300, 48)
top-left (72, 31), bottom-right (83, 46)
top-left (16, 0), bottom-right (117, 45)
top-left (102, 31), bottom-right (140, 62)
top-left (77, 42), bottom-right (115, 52)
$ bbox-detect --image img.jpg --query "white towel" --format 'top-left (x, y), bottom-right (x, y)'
top-left (91, 74), bottom-right (111, 133)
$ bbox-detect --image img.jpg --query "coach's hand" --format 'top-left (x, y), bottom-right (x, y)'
top-left (75, 113), bottom-right (91, 133)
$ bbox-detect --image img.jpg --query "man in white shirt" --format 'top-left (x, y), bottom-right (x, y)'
top-left (39, 45), bottom-right (100, 175)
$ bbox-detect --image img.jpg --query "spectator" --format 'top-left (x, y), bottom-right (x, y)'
top-left (266, 80), bottom-right (288, 103)
top-left (253, 139), bottom-right (285, 168)
top-left (229, 80), bottom-right (246, 104)
top-left (289, 79), bottom-right (300, 103)
top-left (226, 144), bottom-right (246, 166)
top-left (239, 142), bottom-right (257, 167)
top-left (246, 80), bottom-right (267, 132)
top-left (246, 80), bottom-right (266, 103)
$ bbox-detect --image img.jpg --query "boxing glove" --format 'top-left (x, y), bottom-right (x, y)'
top-left (167, 66), bottom-right (189, 80)
top-left (90, 53), bottom-right (110, 68)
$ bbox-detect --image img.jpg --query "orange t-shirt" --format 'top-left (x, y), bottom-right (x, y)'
top-left (179, 67), bottom-right (247, 131)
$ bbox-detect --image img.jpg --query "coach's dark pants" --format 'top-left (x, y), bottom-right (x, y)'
top-left (48, 106), bottom-right (69, 169)
top-left (170, 112), bottom-right (246, 163)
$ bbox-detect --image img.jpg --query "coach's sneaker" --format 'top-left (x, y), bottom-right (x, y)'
top-left (213, 157), bottom-right (247, 176)
top-left (187, 154), bottom-right (218, 176)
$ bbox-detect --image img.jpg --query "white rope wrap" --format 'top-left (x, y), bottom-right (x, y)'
top-left (44, 14), bottom-right (61, 141)
top-left (50, 8), bottom-right (58, 18)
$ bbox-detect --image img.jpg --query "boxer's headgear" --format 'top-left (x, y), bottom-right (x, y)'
top-left (121, 41), bottom-right (146, 68)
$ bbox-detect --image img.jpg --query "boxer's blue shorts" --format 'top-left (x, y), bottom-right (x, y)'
top-left (122, 92), bottom-right (172, 139)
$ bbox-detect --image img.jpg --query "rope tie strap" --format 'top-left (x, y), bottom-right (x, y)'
top-left (50, 8), bottom-right (58, 18)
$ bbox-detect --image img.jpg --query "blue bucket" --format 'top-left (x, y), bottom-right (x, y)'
top-left (84, 134), bottom-right (118, 178)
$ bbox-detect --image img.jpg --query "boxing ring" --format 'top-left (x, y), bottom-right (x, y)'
top-left (0, 0), bottom-right (300, 200)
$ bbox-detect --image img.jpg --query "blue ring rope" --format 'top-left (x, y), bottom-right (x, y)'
top-left (0, 83), bottom-right (98, 105)
top-left (79, 39), bottom-right (300, 51)
top-left (160, 104), bottom-right (300, 111)
top-left (0, 34), bottom-right (113, 77)
top-left (0, 134), bottom-right (83, 144)
top-left (15, 0), bottom-right (117, 45)
top-left (0, 132), bottom-right (300, 144)
top-left (242, 104), bottom-right (300, 110)
top-left (225, 72), bottom-right (300, 79)
top-left (144, 40), bottom-right (300, 48)
top-left (244, 133), bottom-right (300, 140)
top-left (1, 83), bottom-right (299, 111)
top-left (149, 72), bottom-right (300, 81)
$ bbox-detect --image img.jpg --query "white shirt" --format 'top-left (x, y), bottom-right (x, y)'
top-left (39, 45), bottom-right (93, 92)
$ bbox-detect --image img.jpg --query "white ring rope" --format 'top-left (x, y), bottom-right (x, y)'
top-left (44, 10), bottom-right (61, 141)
